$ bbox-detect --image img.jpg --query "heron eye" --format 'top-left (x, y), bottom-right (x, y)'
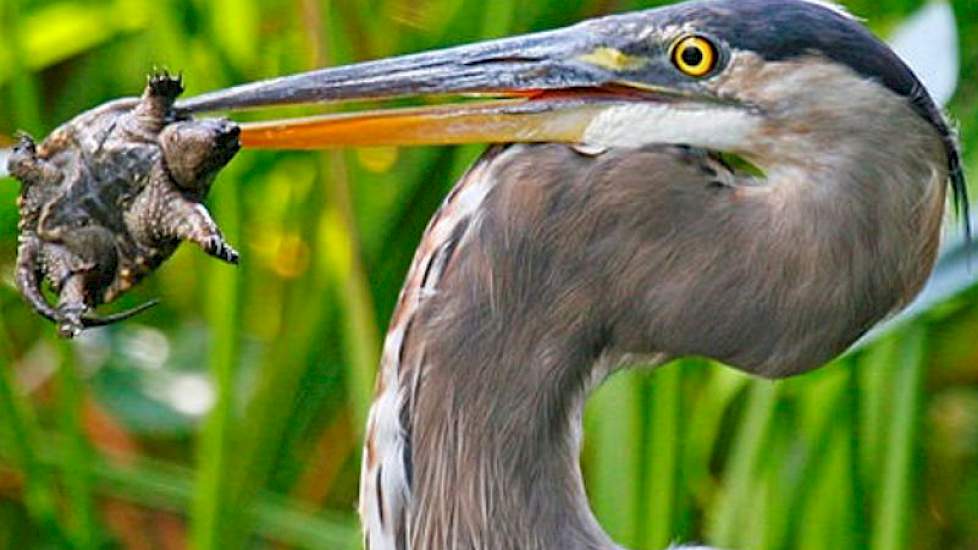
top-left (671, 35), bottom-right (717, 77)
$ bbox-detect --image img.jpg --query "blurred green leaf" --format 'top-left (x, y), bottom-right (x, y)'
top-left (0, 0), bottom-right (148, 84)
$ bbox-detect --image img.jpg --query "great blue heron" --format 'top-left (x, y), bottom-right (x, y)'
top-left (174, 0), bottom-right (967, 547)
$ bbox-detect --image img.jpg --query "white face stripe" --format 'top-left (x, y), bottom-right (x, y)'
top-left (582, 103), bottom-right (759, 152)
top-left (360, 146), bottom-right (516, 550)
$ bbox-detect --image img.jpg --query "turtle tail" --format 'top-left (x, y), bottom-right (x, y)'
top-left (80, 300), bottom-right (160, 328)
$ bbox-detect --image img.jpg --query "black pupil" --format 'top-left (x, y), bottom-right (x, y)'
top-left (681, 45), bottom-right (704, 67)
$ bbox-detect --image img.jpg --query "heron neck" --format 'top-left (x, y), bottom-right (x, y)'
top-left (406, 312), bottom-right (616, 549)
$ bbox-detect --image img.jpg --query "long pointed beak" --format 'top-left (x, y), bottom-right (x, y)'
top-left (231, 95), bottom-right (626, 150)
top-left (174, 27), bottom-right (670, 149)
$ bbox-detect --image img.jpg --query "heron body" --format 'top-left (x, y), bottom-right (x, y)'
top-left (357, 4), bottom-right (952, 550)
top-left (362, 141), bottom-right (943, 548)
top-left (174, 0), bottom-right (964, 548)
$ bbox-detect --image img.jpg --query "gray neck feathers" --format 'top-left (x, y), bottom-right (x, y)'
top-left (405, 197), bottom-right (616, 548)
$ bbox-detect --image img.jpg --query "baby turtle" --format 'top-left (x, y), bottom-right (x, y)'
top-left (7, 72), bottom-right (240, 338)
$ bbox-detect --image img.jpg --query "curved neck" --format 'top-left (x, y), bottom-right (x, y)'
top-left (407, 322), bottom-right (614, 549)
top-left (361, 145), bottom-right (621, 550)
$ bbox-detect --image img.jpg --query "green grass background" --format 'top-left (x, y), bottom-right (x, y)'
top-left (0, 0), bottom-right (977, 548)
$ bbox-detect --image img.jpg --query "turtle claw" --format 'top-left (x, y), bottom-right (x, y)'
top-left (57, 305), bottom-right (85, 339)
top-left (148, 69), bottom-right (184, 101)
top-left (13, 132), bottom-right (36, 155)
top-left (203, 235), bottom-right (239, 265)
top-left (8, 133), bottom-right (45, 182)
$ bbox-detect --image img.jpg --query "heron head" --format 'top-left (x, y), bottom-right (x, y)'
top-left (180, 0), bottom-right (965, 214)
top-left (569, 1), bottom-right (960, 186)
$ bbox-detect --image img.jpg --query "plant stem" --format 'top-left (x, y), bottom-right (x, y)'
top-left (871, 328), bottom-right (925, 550)
top-left (0, 333), bottom-right (64, 544)
top-left (56, 341), bottom-right (100, 549)
top-left (192, 160), bottom-right (243, 550)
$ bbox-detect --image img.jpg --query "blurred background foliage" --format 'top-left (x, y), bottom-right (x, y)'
top-left (0, 0), bottom-right (977, 549)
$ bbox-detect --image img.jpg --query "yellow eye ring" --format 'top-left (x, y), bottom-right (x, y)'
top-left (671, 35), bottom-right (718, 78)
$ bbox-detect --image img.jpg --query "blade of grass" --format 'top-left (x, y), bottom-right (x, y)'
top-left (769, 368), bottom-right (849, 550)
top-left (682, 366), bottom-right (750, 511)
top-left (192, 161), bottom-right (244, 549)
top-left (843, 358), bottom-right (869, 550)
top-left (320, 136), bottom-right (381, 445)
top-left (218, 5), bottom-right (376, 539)
top-left (225, 233), bottom-right (336, 545)
top-left (857, 338), bottom-right (897, 505)
top-left (56, 341), bottom-right (101, 549)
top-left (0, 328), bottom-right (65, 544)
top-left (210, 0), bottom-right (258, 71)
top-left (708, 380), bottom-right (779, 547)
top-left (585, 369), bottom-right (643, 546)
top-left (757, 412), bottom-right (793, 550)
top-left (318, 1), bottom-right (383, 444)
top-left (642, 364), bottom-right (681, 549)
top-left (216, 4), bottom-right (328, 530)
top-left (480, 0), bottom-right (517, 37)
top-left (871, 328), bottom-right (925, 550)
top-left (797, 427), bottom-right (851, 550)
top-left (1, 442), bottom-right (360, 549)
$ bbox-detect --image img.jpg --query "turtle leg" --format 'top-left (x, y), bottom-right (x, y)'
top-left (127, 178), bottom-right (239, 264)
top-left (15, 232), bottom-right (102, 338)
top-left (14, 235), bottom-right (62, 325)
top-left (18, 239), bottom-right (94, 338)
top-left (53, 271), bottom-right (157, 337)
top-left (131, 70), bottom-right (184, 128)
top-left (59, 226), bottom-right (158, 335)
top-left (168, 199), bottom-right (239, 264)
top-left (58, 224), bottom-right (120, 292)
top-left (8, 134), bottom-right (60, 184)
top-left (55, 274), bottom-right (91, 338)
top-left (22, 227), bottom-right (156, 337)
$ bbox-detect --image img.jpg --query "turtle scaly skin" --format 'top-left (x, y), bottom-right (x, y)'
top-left (8, 72), bottom-right (240, 337)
